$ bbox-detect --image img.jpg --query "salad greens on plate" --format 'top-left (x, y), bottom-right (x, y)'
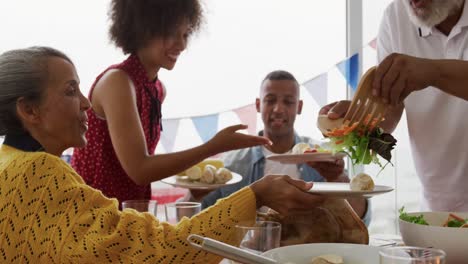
top-left (321, 116), bottom-right (397, 167)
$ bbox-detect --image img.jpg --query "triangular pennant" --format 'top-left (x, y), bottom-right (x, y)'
top-left (337, 53), bottom-right (359, 91)
top-left (369, 38), bottom-right (377, 49)
top-left (160, 119), bottom-right (180, 152)
top-left (303, 73), bottom-right (328, 107)
top-left (233, 104), bottom-right (257, 135)
top-left (192, 114), bottom-right (219, 143)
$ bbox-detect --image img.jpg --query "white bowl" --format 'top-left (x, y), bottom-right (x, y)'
top-left (399, 211), bottom-right (468, 264)
top-left (261, 243), bottom-right (379, 264)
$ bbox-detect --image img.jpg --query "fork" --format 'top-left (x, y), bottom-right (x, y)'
top-left (343, 66), bottom-right (387, 131)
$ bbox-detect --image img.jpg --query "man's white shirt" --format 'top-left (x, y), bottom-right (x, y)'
top-left (378, 0), bottom-right (468, 211)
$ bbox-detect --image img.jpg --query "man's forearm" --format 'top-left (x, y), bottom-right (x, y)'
top-left (433, 59), bottom-right (468, 101)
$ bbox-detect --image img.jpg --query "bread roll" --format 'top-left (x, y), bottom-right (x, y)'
top-left (317, 115), bottom-right (344, 135)
top-left (350, 173), bottom-right (375, 191)
top-left (200, 164), bottom-right (216, 184)
top-left (215, 168), bottom-right (233, 184)
top-left (258, 199), bottom-right (369, 246)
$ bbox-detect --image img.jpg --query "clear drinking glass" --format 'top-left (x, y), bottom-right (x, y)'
top-left (235, 221), bottom-right (281, 255)
top-left (164, 202), bottom-right (202, 224)
top-left (380, 246), bottom-right (446, 264)
top-left (121, 200), bottom-right (158, 216)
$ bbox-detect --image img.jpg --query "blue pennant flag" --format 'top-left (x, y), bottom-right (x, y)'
top-left (337, 53), bottom-right (359, 91)
top-left (192, 114), bottom-right (219, 143)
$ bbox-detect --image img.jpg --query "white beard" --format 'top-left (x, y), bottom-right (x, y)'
top-left (403, 0), bottom-right (464, 28)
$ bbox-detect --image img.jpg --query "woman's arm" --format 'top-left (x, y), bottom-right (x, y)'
top-left (62, 185), bottom-right (257, 264)
top-left (91, 70), bottom-right (270, 185)
top-left (61, 175), bottom-right (323, 263)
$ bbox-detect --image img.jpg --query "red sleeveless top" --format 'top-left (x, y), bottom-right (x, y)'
top-left (72, 55), bottom-right (163, 204)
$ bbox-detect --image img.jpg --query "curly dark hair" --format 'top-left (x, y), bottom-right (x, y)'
top-left (109, 0), bottom-right (204, 54)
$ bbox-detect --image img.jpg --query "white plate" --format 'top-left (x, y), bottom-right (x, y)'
top-left (308, 182), bottom-right (393, 198)
top-left (266, 152), bottom-right (347, 164)
top-left (262, 243), bottom-right (380, 264)
top-left (161, 172), bottom-right (243, 190)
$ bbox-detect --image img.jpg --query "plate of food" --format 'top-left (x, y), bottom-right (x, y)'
top-left (267, 152), bottom-right (347, 164)
top-left (262, 243), bottom-right (380, 264)
top-left (266, 142), bottom-right (347, 164)
top-left (308, 182), bottom-right (393, 198)
top-left (306, 172), bottom-right (393, 198)
top-left (161, 159), bottom-right (243, 190)
top-left (162, 173), bottom-right (242, 190)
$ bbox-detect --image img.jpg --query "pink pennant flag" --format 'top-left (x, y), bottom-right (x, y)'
top-left (369, 38), bottom-right (377, 49)
top-left (234, 104), bottom-right (257, 135)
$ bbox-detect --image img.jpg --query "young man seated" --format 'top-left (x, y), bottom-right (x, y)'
top-left (192, 70), bottom-right (371, 225)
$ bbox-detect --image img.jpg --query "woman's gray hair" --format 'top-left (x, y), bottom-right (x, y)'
top-left (0, 46), bottom-right (73, 135)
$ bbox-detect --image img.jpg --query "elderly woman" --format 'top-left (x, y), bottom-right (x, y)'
top-left (0, 47), bottom-right (324, 263)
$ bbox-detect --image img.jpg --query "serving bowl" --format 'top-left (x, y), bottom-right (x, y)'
top-left (262, 243), bottom-right (379, 264)
top-left (399, 211), bottom-right (468, 264)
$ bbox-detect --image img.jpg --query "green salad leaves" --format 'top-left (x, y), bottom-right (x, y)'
top-left (399, 207), bottom-right (429, 225)
top-left (399, 207), bottom-right (468, 227)
top-left (447, 219), bottom-right (467, 227)
top-left (326, 127), bottom-right (397, 167)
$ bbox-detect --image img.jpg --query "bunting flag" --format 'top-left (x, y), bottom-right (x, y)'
top-left (369, 38), bottom-right (377, 49)
top-left (160, 119), bottom-right (180, 152)
top-left (233, 104), bottom-right (257, 135)
top-left (337, 53), bottom-right (359, 91)
top-left (192, 114), bottom-right (219, 143)
top-left (303, 73), bottom-right (328, 107)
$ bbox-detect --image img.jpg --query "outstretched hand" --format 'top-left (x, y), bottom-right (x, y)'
top-left (207, 124), bottom-right (272, 154)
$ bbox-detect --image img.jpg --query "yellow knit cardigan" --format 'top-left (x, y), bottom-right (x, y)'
top-left (0, 145), bottom-right (256, 263)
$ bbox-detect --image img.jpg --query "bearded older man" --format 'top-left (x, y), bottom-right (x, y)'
top-left (320, 0), bottom-right (468, 212)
